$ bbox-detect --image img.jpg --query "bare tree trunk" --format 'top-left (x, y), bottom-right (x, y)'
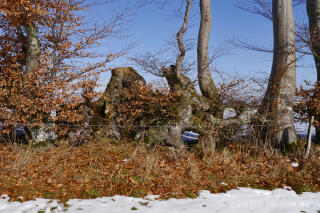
top-left (307, 0), bottom-right (320, 144)
top-left (24, 23), bottom-right (41, 74)
top-left (197, 0), bottom-right (222, 117)
top-left (260, 0), bottom-right (297, 150)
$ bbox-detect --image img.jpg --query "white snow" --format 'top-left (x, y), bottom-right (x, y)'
top-left (1, 188), bottom-right (320, 213)
top-left (223, 108), bottom-right (237, 119)
top-left (295, 121), bottom-right (316, 138)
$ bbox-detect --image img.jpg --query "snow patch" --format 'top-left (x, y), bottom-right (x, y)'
top-left (1, 188), bottom-right (320, 213)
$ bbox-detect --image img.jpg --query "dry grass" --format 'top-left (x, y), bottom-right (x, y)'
top-left (0, 138), bottom-right (319, 202)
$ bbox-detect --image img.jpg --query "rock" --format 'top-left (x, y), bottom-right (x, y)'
top-left (103, 67), bottom-right (146, 105)
top-left (238, 108), bottom-right (257, 123)
top-left (166, 126), bottom-right (184, 149)
top-left (31, 124), bottom-right (57, 144)
top-left (141, 126), bottom-right (169, 146)
top-left (68, 127), bottom-right (90, 146)
top-left (90, 67), bottom-right (146, 139)
top-left (93, 123), bottom-right (121, 141)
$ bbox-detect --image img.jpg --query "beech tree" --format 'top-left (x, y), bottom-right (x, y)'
top-left (198, 0), bottom-right (223, 117)
top-left (0, 0), bottom-right (125, 135)
top-left (234, 0), bottom-right (311, 57)
top-left (133, 0), bottom-right (223, 116)
top-left (236, 0), bottom-right (320, 145)
top-left (259, 0), bottom-right (298, 149)
top-left (306, 0), bottom-right (320, 144)
top-left (307, 0), bottom-right (320, 75)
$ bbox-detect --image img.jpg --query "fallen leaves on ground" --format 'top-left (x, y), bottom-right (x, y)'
top-left (0, 140), bottom-right (319, 202)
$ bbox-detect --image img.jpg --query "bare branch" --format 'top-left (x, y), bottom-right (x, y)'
top-left (235, 0), bottom-right (305, 21)
top-left (235, 0), bottom-right (272, 21)
top-left (229, 38), bottom-right (273, 53)
top-left (176, 0), bottom-right (191, 79)
top-left (129, 50), bottom-right (170, 77)
top-left (130, 0), bottom-right (196, 79)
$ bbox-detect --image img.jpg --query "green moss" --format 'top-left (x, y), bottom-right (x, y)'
top-left (208, 102), bottom-right (224, 118)
top-left (283, 143), bottom-right (297, 154)
top-left (50, 207), bottom-right (58, 211)
top-left (86, 188), bottom-right (101, 198)
top-left (184, 189), bottom-right (196, 198)
top-left (132, 176), bottom-right (145, 184)
top-left (112, 177), bottom-right (125, 184)
top-left (131, 189), bottom-right (147, 198)
top-left (42, 191), bottom-right (56, 199)
top-left (281, 139), bottom-right (304, 154)
top-left (143, 127), bottom-right (168, 146)
top-left (189, 111), bottom-right (207, 127)
top-left (131, 206), bottom-right (138, 210)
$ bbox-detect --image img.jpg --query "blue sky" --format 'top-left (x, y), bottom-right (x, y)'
top-left (86, 0), bottom-right (316, 88)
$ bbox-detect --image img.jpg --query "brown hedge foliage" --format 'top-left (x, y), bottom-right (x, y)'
top-left (295, 81), bottom-right (320, 129)
top-left (113, 83), bottom-right (182, 132)
top-left (0, 0), bottom-right (124, 134)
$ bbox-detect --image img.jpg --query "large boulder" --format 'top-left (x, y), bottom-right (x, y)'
top-left (102, 67), bottom-right (146, 117)
top-left (31, 124), bottom-right (57, 144)
top-left (90, 67), bottom-right (146, 139)
top-left (68, 126), bottom-right (90, 146)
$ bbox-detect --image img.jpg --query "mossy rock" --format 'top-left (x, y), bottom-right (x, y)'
top-left (141, 127), bottom-right (169, 146)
